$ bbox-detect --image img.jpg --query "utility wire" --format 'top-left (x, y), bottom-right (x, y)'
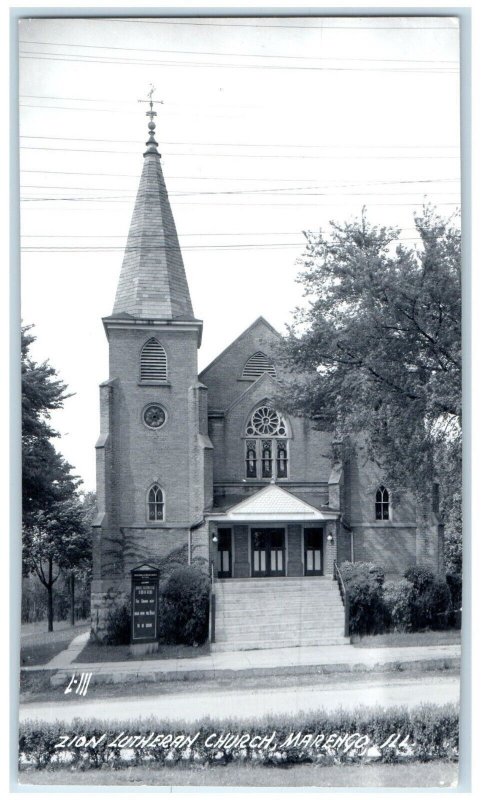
top-left (19, 51), bottom-right (458, 73)
top-left (19, 39), bottom-right (459, 64)
top-left (19, 134), bottom-right (458, 149)
top-left (19, 145), bottom-right (460, 159)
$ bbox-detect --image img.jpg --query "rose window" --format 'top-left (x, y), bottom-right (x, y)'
top-left (246, 406), bottom-right (287, 437)
top-left (245, 405), bottom-right (289, 479)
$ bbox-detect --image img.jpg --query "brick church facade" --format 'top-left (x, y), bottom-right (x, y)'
top-left (91, 107), bottom-right (444, 645)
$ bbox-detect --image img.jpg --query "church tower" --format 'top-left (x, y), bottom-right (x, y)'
top-left (91, 98), bottom-right (212, 639)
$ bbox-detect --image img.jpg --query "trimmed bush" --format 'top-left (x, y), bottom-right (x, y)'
top-left (404, 566), bottom-right (435, 593)
top-left (410, 578), bottom-right (452, 631)
top-left (18, 704), bottom-right (459, 771)
top-left (104, 604), bottom-right (131, 646)
top-left (159, 566), bottom-right (209, 646)
top-left (446, 572), bottom-right (462, 610)
top-left (340, 561), bottom-right (387, 636)
top-left (383, 579), bottom-right (413, 632)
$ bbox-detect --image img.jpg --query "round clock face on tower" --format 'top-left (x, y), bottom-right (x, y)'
top-left (143, 404), bottom-right (166, 429)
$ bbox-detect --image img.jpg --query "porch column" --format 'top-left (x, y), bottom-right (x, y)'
top-left (324, 520), bottom-right (337, 575)
top-left (233, 525), bottom-right (250, 577)
top-left (287, 524), bottom-right (303, 576)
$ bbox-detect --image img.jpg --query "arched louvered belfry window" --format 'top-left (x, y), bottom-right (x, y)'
top-left (244, 404), bottom-right (289, 479)
top-left (375, 486), bottom-right (390, 520)
top-left (242, 352), bottom-right (277, 380)
top-left (140, 338), bottom-right (167, 382)
top-left (147, 484), bottom-right (164, 522)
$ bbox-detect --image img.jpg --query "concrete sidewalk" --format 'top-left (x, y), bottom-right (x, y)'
top-left (26, 641), bottom-right (460, 687)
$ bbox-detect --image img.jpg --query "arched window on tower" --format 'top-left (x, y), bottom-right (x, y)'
top-left (242, 352), bottom-right (277, 380)
top-left (244, 405), bottom-right (289, 479)
top-left (140, 338), bottom-right (167, 382)
top-left (375, 486), bottom-right (390, 520)
top-left (147, 484), bottom-right (164, 521)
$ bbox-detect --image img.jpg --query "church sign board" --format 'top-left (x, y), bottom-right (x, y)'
top-left (130, 565), bottom-right (159, 644)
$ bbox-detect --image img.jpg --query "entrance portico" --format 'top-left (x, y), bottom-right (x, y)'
top-left (207, 484), bottom-right (339, 579)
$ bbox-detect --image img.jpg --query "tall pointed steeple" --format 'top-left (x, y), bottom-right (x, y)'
top-left (112, 93), bottom-right (195, 320)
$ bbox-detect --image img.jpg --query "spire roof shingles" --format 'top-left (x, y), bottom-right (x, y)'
top-left (112, 101), bottom-right (195, 321)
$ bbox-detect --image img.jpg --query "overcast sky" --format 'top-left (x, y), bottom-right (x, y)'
top-left (18, 14), bottom-right (461, 491)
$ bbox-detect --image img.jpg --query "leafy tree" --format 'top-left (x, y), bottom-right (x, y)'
top-left (278, 206), bottom-right (461, 569)
top-left (21, 326), bottom-right (93, 629)
top-left (22, 496), bottom-right (91, 631)
top-left (22, 326), bottom-right (79, 527)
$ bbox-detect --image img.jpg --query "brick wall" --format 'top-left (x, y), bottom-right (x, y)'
top-left (353, 526), bottom-right (417, 573)
top-left (200, 318), bottom-right (280, 410)
top-left (287, 525), bottom-right (303, 576)
top-left (107, 325), bottom-right (201, 526)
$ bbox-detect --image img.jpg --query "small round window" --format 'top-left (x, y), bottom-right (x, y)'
top-left (143, 403), bottom-right (166, 429)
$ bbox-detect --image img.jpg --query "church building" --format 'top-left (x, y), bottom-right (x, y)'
top-left (91, 104), bottom-right (444, 650)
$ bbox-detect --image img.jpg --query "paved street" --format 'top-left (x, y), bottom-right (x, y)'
top-left (20, 672), bottom-right (459, 725)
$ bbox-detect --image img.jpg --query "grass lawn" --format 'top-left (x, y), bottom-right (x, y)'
top-left (74, 641), bottom-right (210, 664)
top-left (352, 629), bottom-right (461, 648)
top-left (18, 759), bottom-right (458, 788)
top-left (20, 665), bottom-right (459, 705)
top-left (20, 620), bottom-right (91, 667)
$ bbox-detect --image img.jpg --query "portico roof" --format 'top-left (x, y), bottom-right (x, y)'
top-left (208, 484), bottom-right (339, 522)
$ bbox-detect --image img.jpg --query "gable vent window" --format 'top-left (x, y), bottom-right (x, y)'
top-left (242, 352), bottom-right (277, 380)
top-left (140, 338), bottom-right (167, 382)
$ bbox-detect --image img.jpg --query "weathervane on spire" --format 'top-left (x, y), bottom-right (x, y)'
top-left (138, 84), bottom-right (163, 157)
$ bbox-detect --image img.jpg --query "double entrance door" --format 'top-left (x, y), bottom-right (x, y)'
top-left (251, 528), bottom-right (285, 577)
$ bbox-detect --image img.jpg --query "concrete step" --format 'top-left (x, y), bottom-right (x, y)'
top-left (217, 613), bottom-right (345, 624)
top-left (215, 618), bottom-right (345, 630)
top-left (213, 576), bottom-right (346, 653)
top-left (211, 637), bottom-right (350, 653)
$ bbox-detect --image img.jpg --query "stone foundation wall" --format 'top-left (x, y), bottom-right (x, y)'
top-left (90, 579), bottom-right (130, 641)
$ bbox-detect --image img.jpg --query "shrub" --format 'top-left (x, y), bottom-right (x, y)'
top-left (340, 561), bottom-right (387, 636)
top-left (446, 572), bottom-right (462, 610)
top-left (104, 604), bottom-right (131, 645)
top-left (159, 566), bottom-right (209, 646)
top-left (410, 578), bottom-right (452, 631)
top-left (383, 579), bottom-right (413, 632)
top-left (404, 566), bottom-right (435, 593)
top-left (18, 704), bottom-right (459, 771)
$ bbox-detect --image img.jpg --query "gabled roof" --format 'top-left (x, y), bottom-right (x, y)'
top-left (208, 484), bottom-right (339, 522)
top-left (199, 316), bottom-right (281, 380)
top-left (112, 114), bottom-right (195, 321)
top-left (224, 371), bottom-right (280, 415)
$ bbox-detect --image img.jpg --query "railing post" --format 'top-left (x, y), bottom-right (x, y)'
top-left (344, 593), bottom-right (350, 638)
top-left (209, 560), bottom-right (216, 645)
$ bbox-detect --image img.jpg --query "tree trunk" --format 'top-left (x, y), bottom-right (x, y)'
top-left (47, 558), bottom-right (54, 632)
top-left (70, 572), bottom-right (75, 626)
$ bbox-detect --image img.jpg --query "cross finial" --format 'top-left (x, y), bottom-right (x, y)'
top-left (138, 85), bottom-right (164, 158)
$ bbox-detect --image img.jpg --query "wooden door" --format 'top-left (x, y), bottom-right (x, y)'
top-left (304, 527), bottom-right (323, 575)
top-left (251, 528), bottom-right (285, 577)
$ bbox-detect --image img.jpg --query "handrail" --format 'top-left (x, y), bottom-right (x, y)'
top-left (333, 560), bottom-right (350, 639)
top-left (209, 560), bottom-right (216, 644)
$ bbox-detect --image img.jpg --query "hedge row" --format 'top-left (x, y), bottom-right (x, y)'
top-left (19, 704), bottom-right (458, 771)
top-left (340, 563), bottom-right (461, 636)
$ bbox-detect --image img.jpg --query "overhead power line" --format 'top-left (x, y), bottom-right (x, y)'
top-left (19, 134), bottom-right (459, 150)
top-left (19, 145), bottom-right (460, 160)
top-left (97, 18), bottom-right (459, 32)
top-left (19, 51), bottom-right (458, 73)
top-left (19, 39), bottom-right (458, 64)
top-left (19, 170), bottom-right (460, 186)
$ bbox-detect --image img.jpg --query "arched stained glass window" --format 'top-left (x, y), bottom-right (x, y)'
top-left (242, 352), bottom-right (277, 380)
top-left (244, 405), bottom-right (288, 480)
top-left (147, 484), bottom-right (164, 521)
top-left (375, 486), bottom-right (390, 520)
top-left (140, 338), bottom-right (167, 382)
